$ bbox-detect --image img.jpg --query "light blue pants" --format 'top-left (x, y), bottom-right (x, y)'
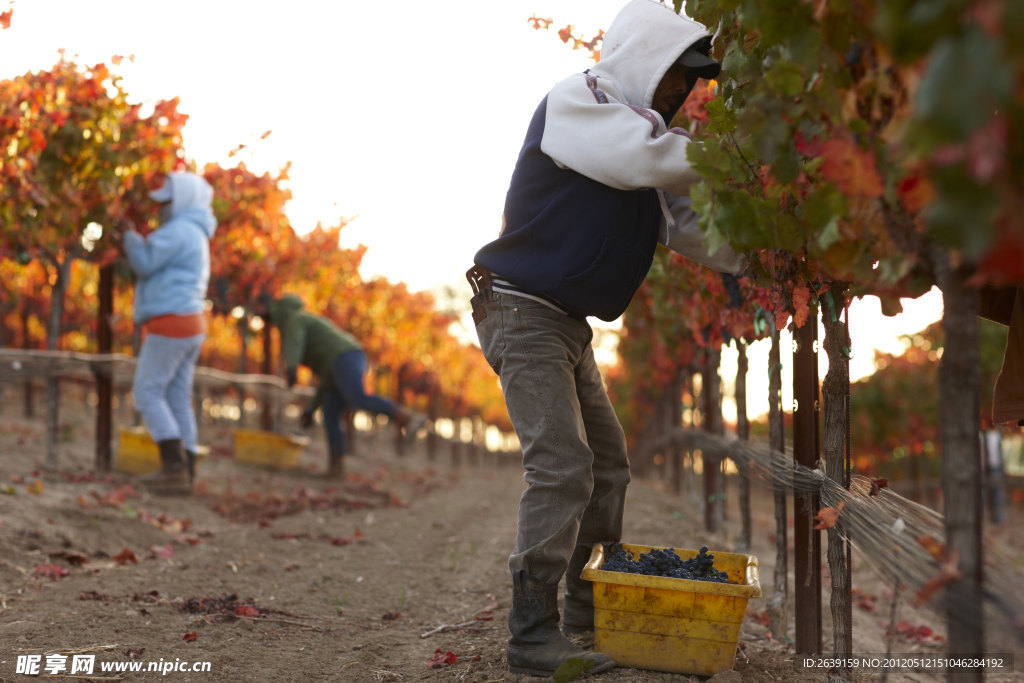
top-left (474, 293), bottom-right (630, 585)
top-left (132, 333), bottom-right (205, 452)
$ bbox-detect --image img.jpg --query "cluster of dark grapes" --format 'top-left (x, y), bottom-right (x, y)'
top-left (600, 544), bottom-right (734, 584)
top-left (720, 272), bottom-right (744, 308)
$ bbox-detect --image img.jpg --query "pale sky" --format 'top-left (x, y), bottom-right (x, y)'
top-left (1, 0), bottom-right (944, 419)
top-left (0, 0), bottom-right (623, 293)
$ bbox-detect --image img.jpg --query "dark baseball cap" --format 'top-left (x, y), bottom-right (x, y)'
top-left (676, 36), bottom-right (721, 80)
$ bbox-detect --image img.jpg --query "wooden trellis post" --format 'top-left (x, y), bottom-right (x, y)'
top-left (260, 316), bottom-right (274, 431)
top-left (94, 264), bottom-right (114, 471)
top-left (822, 286), bottom-right (853, 680)
top-left (936, 260), bottom-right (985, 679)
top-left (702, 346), bottom-right (724, 533)
top-left (766, 329), bottom-right (789, 636)
top-left (736, 339), bottom-right (752, 552)
top-left (793, 307), bottom-right (822, 654)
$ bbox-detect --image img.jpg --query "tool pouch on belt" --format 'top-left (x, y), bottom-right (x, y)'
top-left (466, 266), bottom-right (493, 325)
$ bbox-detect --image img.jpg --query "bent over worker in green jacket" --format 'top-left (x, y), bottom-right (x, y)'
top-left (266, 294), bottom-right (426, 478)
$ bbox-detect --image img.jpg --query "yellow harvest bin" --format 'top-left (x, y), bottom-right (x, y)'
top-left (581, 543), bottom-right (761, 676)
top-left (115, 426), bottom-right (208, 475)
top-left (232, 428), bottom-right (309, 469)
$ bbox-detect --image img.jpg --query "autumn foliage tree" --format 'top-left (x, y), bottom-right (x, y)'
top-left (0, 55), bottom-right (187, 466)
top-left (1, 54), bottom-right (510, 451)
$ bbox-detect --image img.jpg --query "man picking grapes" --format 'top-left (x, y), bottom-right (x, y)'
top-left (468, 0), bottom-right (745, 676)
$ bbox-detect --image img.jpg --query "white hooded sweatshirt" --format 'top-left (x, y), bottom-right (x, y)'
top-left (474, 0), bottom-right (743, 322)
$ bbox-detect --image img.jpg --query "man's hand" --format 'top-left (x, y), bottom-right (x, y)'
top-left (299, 408), bottom-right (314, 429)
top-left (286, 367), bottom-right (297, 389)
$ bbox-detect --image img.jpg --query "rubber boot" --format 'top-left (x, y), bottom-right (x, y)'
top-left (562, 544), bottom-right (597, 635)
top-left (185, 450), bottom-right (197, 487)
top-left (506, 571), bottom-right (615, 677)
top-left (326, 451), bottom-right (345, 480)
top-left (141, 439), bottom-right (191, 495)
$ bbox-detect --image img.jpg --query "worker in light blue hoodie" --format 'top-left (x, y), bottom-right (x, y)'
top-left (469, 0), bottom-right (745, 676)
top-left (124, 170), bottom-right (217, 495)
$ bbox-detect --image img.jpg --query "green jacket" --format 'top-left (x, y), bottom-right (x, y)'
top-left (268, 295), bottom-right (361, 411)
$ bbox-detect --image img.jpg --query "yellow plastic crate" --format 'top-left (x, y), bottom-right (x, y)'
top-left (581, 543), bottom-right (761, 676)
top-left (232, 428), bottom-right (309, 468)
top-left (115, 426), bottom-right (208, 475)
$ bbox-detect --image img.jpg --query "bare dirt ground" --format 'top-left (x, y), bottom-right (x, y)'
top-left (1, 385), bottom-right (1021, 682)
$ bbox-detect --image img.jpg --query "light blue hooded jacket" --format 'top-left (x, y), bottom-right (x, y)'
top-left (125, 171), bottom-right (218, 324)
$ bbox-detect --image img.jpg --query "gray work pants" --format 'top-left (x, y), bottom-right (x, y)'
top-left (474, 292), bottom-right (630, 584)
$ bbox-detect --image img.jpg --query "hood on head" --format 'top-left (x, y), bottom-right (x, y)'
top-left (594, 0), bottom-right (714, 110)
top-left (150, 171), bottom-right (217, 237)
top-left (268, 294), bottom-right (305, 327)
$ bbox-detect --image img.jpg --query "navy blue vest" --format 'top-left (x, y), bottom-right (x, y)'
top-left (474, 97), bottom-right (661, 322)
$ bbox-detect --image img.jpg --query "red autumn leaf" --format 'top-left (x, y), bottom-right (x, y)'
top-left (774, 307), bottom-right (790, 332)
top-left (869, 478), bottom-right (888, 496)
top-left (150, 544), bottom-right (174, 560)
top-left (794, 130), bottom-right (821, 157)
top-left (916, 535), bottom-right (945, 563)
top-left (35, 563), bottom-right (70, 580)
top-left (354, 528), bottom-right (364, 539)
top-left (0, 10), bottom-right (12, 29)
top-left (183, 632), bottom-right (198, 642)
top-left (896, 173), bottom-right (934, 214)
top-left (381, 611), bottom-right (401, 621)
top-left (114, 548), bottom-right (139, 565)
top-left (791, 283), bottom-right (812, 328)
top-left (813, 501), bottom-right (845, 530)
top-left (977, 229), bottom-right (1024, 284)
top-left (428, 649), bottom-right (458, 669)
top-left (53, 550), bottom-right (90, 567)
top-left (820, 138), bottom-right (884, 198)
top-left (234, 605), bottom-right (260, 618)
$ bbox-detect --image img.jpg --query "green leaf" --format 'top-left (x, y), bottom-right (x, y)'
top-left (715, 189), bottom-right (761, 249)
top-left (800, 185), bottom-right (847, 231)
top-left (553, 658), bottom-right (595, 683)
top-left (814, 216), bottom-right (841, 251)
top-left (687, 139), bottom-right (735, 184)
top-left (771, 208), bottom-right (806, 252)
top-left (705, 98), bottom-right (737, 135)
top-left (912, 28), bottom-right (1014, 144)
top-left (873, 0), bottom-right (962, 63)
top-left (721, 40), bottom-right (751, 80)
top-left (765, 60), bottom-right (805, 98)
top-left (770, 138), bottom-right (800, 185)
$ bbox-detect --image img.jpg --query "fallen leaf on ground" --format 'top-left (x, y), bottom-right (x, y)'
top-left (114, 548), bottom-right (139, 565)
top-left (34, 563), bottom-right (70, 580)
top-left (428, 649), bottom-right (457, 668)
top-left (234, 605), bottom-right (260, 618)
